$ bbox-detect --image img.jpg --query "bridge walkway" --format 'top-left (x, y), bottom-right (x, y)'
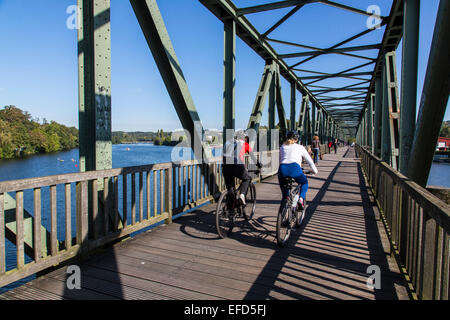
top-left (0, 147), bottom-right (409, 300)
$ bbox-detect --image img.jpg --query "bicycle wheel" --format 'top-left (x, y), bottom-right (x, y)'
top-left (243, 183), bottom-right (256, 221)
top-left (216, 191), bottom-right (234, 238)
top-left (276, 202), bottom-right (292, 247)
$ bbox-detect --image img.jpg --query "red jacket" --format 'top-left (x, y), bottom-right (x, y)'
top-left (239, 142), bottom-right (252, 162)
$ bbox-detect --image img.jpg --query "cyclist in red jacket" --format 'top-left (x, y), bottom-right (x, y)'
top-left (223, 131), bottom-right (261, 205)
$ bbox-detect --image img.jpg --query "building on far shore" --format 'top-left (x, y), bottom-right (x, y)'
top-left (437, 137), bottom-right (450, 151)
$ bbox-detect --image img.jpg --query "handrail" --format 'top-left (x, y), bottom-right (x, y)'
top-left (0, 150), bottom-right (279, 289)
top-left (356, 145), bottom-right (449, 300)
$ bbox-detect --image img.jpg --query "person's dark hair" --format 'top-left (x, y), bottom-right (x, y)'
top-left (286, 130), bottom-right (300, 142)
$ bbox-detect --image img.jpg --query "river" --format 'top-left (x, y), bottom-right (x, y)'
top-left (0, 143), bottom-right (447, 186)
top-left (0, 144), bottom-right (448, 293)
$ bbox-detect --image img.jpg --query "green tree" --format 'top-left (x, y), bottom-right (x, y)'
top-left (0, 106), bottom-right (79, 159)
top-left (440, 122), bottom-right (450, 138)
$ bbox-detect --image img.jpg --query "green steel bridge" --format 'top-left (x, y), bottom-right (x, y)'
top-left (0, 0), bottom-right (449, 301)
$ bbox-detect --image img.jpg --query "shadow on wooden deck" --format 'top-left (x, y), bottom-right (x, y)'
top-left (0, 148), bottom-right (410, 300)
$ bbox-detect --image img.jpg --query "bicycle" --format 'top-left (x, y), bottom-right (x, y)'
top-left (276, 177), bottom-right (308, 247)
top-left (215, 169), bottom-right (259, 239)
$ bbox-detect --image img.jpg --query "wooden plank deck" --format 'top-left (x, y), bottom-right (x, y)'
top-left (0, 147), bottom-right (410, 300)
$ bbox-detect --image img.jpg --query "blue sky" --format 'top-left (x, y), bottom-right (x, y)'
top-left (0, 0), bottom-right (448, 132)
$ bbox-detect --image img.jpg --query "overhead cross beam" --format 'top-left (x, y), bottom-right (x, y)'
top-left (237, 0), bottom-right (388, 20)
top-left (317, 0), bottom-right (387, 19)
top-left (288, 25), bottom-right (386, 69)
top-left (299, 71), bottom-right (373, 80)
top-left (236, 0), bottom-right (315, 16)
top-left (305, 60), bottom-right (375, 84)
top-left (261, 4), bottom-right (306, 39)
top-left (279, 44), bottom-right (381, 59)
top-left (268, 38), bottom-right (376, 61)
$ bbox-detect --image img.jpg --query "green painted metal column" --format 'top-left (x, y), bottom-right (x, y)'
top-left (290, 82), bottom-right (296, 131)
top-left (360, 111), bottom-right (366, 146)
top-left (317, 108), bottom-right (323, 142)
top-left (268, 63), bottom-right (276, 151)
top-left (369, 93), bottom-right (375, 153)
top-left (408, 0), bottom-right (450, 188)
top-left (385, 51), bottom-right (401, 170)
top-left (78, 0), bottom-right (112, 172)
top-left (306, 104), bottom-right (312, 145)
top-left (399, 0), bottom-right (420, 175)
top-left (373, 76), bottom-right (382, 157)
top-left (365, 108), bottom-right (369, 147)
top-left (311, 101), bottom-right (316, 136)
top-left (223, 19), bottom-right (236, 140)
top-left (381, 59), bottom-right (391, 163)
top-left (297, 94), bottom-right (309, 145)
top-left (314, 107), bottom-right (320, 137)
top-left (78, 0), bottom-right (113, 238)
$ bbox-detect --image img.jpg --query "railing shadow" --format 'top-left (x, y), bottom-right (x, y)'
top-left (355, 161), bottom-right (406, 299)
top-left (174, 147), bottom-right (407, 300)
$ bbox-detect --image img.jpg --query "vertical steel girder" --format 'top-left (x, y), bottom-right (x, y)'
top-left (290, 82), bottom-right (296, 131)
top-left (78, 0), bottom-right (114, 237)
top-left (312, 101), bottom-right (316, 135)
top-left (306, 104), bottom-right (312, 145)
top-left (381, 59), bottom-right (391, 164)
top-left (373, 77), bottom-right (383, 157)
top-left (78, 0), bottom-right (112, 172)
top-left (385, 51), bottom-right (401, 170)
top-left (223, 19), bottom-right (236, 139)
top-left (364, 109), bottom-right (368, 146)
top-left (315, 108), bottom-right (322, 140)
top-left (399, 0), bottom-right (420, 175)
top-left (268, 66), bottom-right (276, 150)
top-left (408, 0), bottom-right (450, 188)
top-left (328, 116), bottom-right (332, 141)
top-left (130, 0), bottom-right (208, 163)
top-left (248, 62), bottom-right (276, 131)
top-left (297, 94), bottom-right (309, 143)
top-left (369, 93), bottom-right (375, 153)
top-left (320, 110), bottom-right (324, 141)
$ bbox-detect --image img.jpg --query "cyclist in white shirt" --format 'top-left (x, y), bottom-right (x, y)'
top-left (278, 131), bottom-right (318, 208)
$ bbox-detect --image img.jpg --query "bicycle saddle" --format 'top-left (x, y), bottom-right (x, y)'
top-left (286, 177), bottom-right (295, 184)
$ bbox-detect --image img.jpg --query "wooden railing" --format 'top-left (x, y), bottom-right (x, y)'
top-left (356, 145), bottom-right (450, 300)
top-left (0, 150), bottom-right (279, 289)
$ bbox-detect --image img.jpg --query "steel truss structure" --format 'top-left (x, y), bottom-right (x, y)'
top-left (77, 0), bottom-right (450, 187)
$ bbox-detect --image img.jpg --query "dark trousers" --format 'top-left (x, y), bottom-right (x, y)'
top-left (222, 164), bottom-right (252, 196)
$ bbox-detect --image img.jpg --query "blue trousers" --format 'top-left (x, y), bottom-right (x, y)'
top-left (313, 148), bottom-right (320, 163)
top-left (278, 163), bottom-right (308, 200)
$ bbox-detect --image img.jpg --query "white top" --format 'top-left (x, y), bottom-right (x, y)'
top-left (280, 143), bottom-right (318, 174)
